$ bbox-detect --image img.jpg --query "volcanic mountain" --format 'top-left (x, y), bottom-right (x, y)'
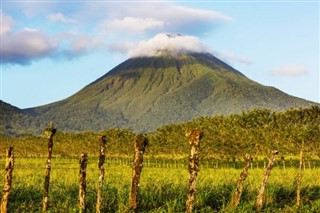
top-left (26, 52), bottom-right (315, 132)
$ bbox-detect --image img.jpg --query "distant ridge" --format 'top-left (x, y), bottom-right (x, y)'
top-left (22, 52), bottom-right (316, 133)
top-left (0, 100), bottom-right (37, 135)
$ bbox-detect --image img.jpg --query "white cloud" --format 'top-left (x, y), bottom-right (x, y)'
top-left (0, 13), bottom-right (106, 65)
top-left (70, 35), bottom-right (105, 54)
top-left (128, 33), bottom-right (209, 58)
top-left (271, 65), bottom-right (308, 76)
top-left (127, 4), bottom-right (232, 34)
top-left (47, 12), bottom-right (76, 24)
top-left (1, 28), bottom-right (57, 65)
top-left (215, 50), bottom-right (253, 65)
top-left (104, 17), bottom-right (164, 34)
top-left (164, 4), bottom-right (232, 23)
top-left (97, 2), bottom-right (232, 36)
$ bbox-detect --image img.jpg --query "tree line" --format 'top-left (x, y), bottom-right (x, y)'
top-left (0, 106), bottom-right (319, 161)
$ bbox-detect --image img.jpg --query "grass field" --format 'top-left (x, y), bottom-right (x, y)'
top-left (0, 157), bottom-right (320, 212)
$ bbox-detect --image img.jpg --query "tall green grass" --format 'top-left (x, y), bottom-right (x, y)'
top-left (0, 158), bottom-right (319, 212)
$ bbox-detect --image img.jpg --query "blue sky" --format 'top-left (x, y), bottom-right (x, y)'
top-left (1, 1), bottom-right (319, 108)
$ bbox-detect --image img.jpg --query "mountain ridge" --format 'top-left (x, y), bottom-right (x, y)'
top-left (26, 52), bottom-right (316, 132)
top-left (2, 52), bottom-right (318, 134)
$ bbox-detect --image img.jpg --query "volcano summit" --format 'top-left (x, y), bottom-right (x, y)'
top-left (26, 52), bottom-right (315, 132)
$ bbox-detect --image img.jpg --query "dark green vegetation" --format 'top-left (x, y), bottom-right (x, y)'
top-left (1, 106), bottom-right (319, 160)
top-left (0, 101), bottom-right (39, 136)
top-left (0, 106), bottom-right (319, 212)
top-left (1, 53), bottom-right (317, 135)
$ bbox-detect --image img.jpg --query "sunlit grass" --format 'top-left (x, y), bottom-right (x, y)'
top-left (0, 158), bottom-right (319, 212)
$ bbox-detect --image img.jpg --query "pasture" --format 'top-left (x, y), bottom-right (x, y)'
top-left (1, 157), bottom-right (319, 212)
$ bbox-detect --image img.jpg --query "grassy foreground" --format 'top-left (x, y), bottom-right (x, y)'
top-left (0, 157), bottom-right (320, 212)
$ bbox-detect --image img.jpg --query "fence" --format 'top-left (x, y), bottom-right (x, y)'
top-left (1, 127), bottom-right (319, 212)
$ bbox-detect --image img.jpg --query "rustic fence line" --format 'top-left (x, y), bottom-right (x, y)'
top-left (1, 126), bottom-right (318, 212)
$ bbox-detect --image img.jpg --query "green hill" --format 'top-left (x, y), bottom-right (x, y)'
top-left (0, 100), bottom-right (39, 135)
top-left (26, 52), bottom-right (316, 132)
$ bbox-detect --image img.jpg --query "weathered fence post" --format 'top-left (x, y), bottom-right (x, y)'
top-left (129, 134), bottom-right (148, 212)
top-left (227, 154), bottom-right (251, 209)
top-left (79, 153), bottom-right (88, 213)
top-left (185, 129), bottom-right (202, 213)
top-left (42, 121), bottom-right (56, 212)
top-left (0, 147), bottom-right (14, 213)
top-left (296, 148), bottom-right (304, 210)
top-left (281, 155), bottom-right (286, 170)
top-left (256, 150), bottom-right (278, 212)
top-left (96, 135), bottom-right (106, 213)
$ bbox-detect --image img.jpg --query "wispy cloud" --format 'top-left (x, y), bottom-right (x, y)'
top-left (214, 50), bottom-right (253, 65)
top-left (103, 17), bottom-right (164, 34)
top-left (97, 2), bottom-right (232, 36)
top-left (271, 65), bottom-right (308, 76)
top-left (47, 12), bottom-right (76, 24)
top-left (1, 12), bottom-right (14, 35)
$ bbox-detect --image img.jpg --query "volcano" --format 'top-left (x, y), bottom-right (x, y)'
top-left (27, 52), bottom-right (315, 132)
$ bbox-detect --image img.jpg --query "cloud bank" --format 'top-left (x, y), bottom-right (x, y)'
top-left (1, 13), bottom-right (105, 65)
top-left (128, 33), bottom-right (209, 58)
top-left (1, 27), bottom-right (57, 65)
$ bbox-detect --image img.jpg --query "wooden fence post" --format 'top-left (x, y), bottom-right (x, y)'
top-left (129, 134), bottom-right (148, 212)
top-left (96, 135), bottom-right (106, 213)
top-left (0, 147), bottom-right (14, 213)
top-left (79, 153), bottom-right (88, 213)
top-left (42, 121), bottom-right (56, 212)
top-left (296, 148), bottom-right (304, 210)
top-left (256, 150), bottom-right (278, 212)
top-left (185, 129), bottom-right (202, 213)
top-left (227, 154), bottom-right (251, 209)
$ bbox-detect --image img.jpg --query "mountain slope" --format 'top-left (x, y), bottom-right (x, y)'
top-left (28, 53), bottom-right (316, 132)
top-left (0, 100), bottom-right (39, 135)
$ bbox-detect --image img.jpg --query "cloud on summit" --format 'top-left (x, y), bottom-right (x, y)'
top-left (128, 33), bottom-right (209, 57)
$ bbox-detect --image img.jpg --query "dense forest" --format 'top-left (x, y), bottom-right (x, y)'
top-left (1, 106), bottom-right (319, 161)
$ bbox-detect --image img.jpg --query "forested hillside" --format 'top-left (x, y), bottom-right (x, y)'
top-left (0, 100), bottom-right (39, 136)
top-left (1, 106), bottom-right (319, 160)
